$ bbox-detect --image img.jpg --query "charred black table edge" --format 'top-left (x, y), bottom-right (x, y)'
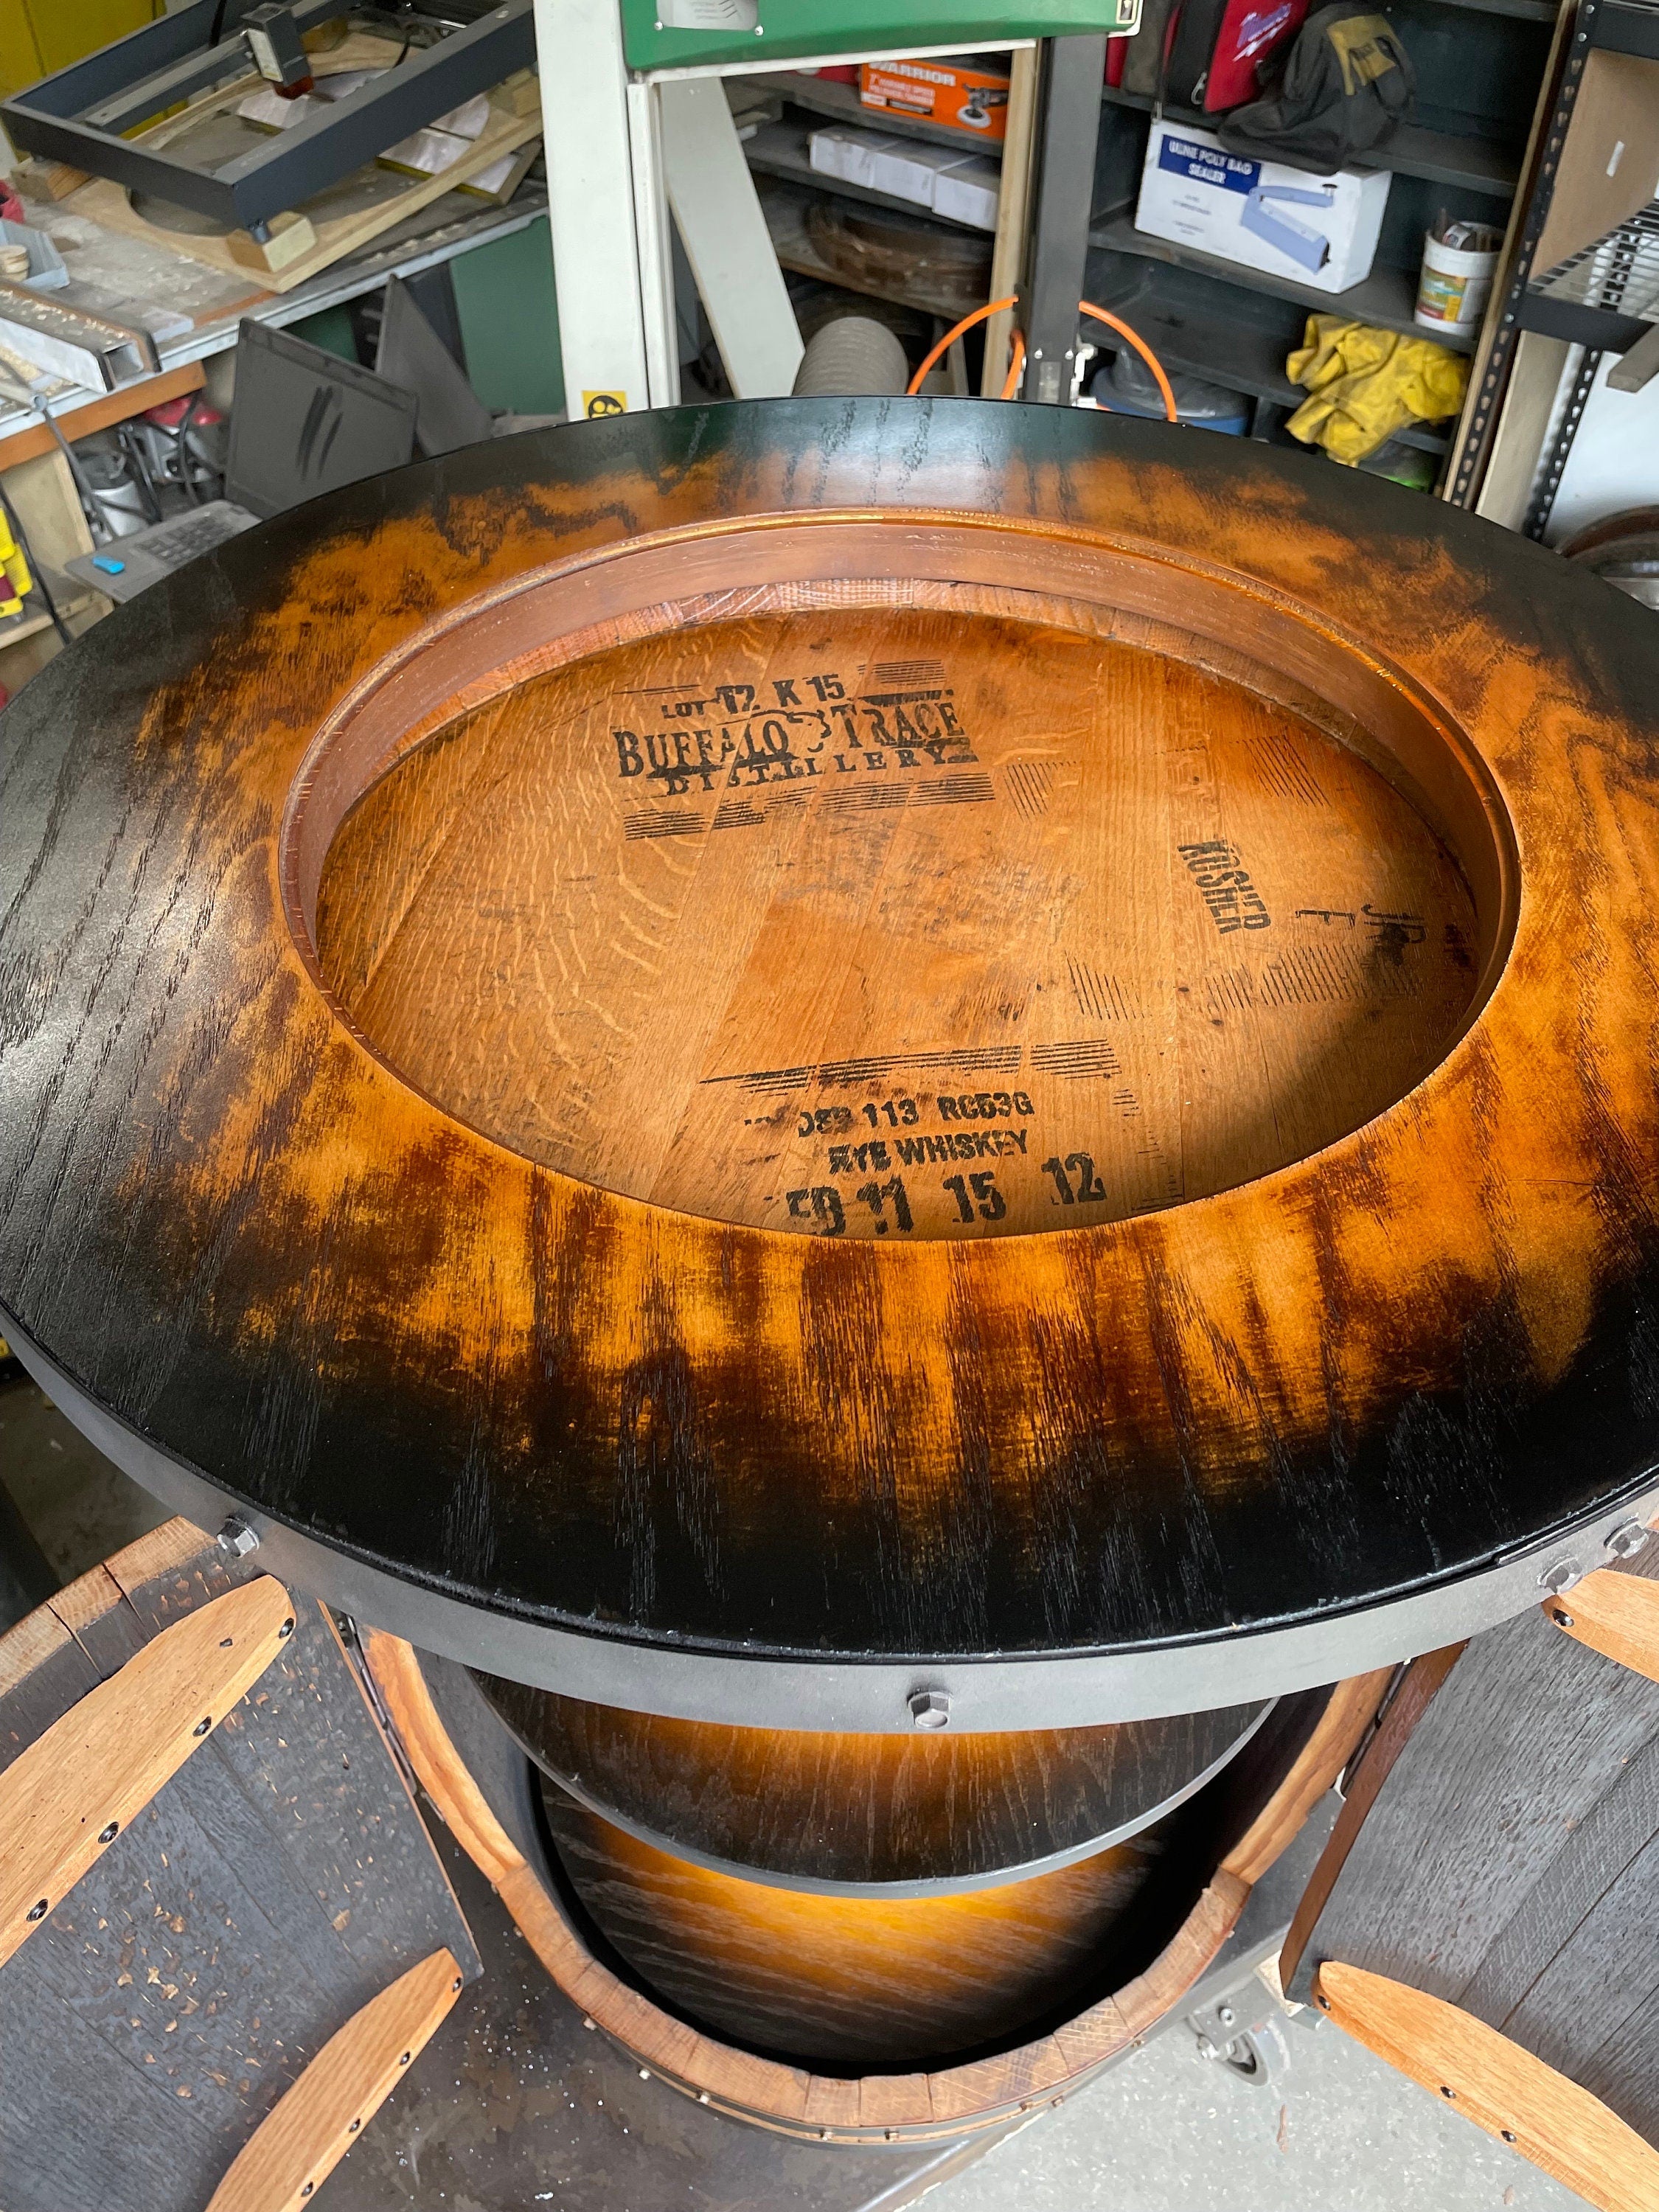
top-left (11, 1318), bottom-right (1655, 1733)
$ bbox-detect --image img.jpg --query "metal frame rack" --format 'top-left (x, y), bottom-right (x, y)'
top-left (0, 0), bottom-right (535, 235)
top-left (1447, 0), bottom-right (1659, 519)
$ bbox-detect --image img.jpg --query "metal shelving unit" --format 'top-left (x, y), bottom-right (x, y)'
top-left (1083, 252), bottom-right (1455, 445)
top-left (757, 177), bottom-right (990, 320)
top-left (1435, 0), bottom-right (1559, 20)
top-left (1447, 0), bottom-right (1659, 517)
top-left (1088, 212), bottom-right (1481, 349)
top-left (1099, 84), bottom-right (1520, 195)
top-left (1520, 198), bottom-right (1659, 347)
top-left (745, 119), bottom-right (994, 234)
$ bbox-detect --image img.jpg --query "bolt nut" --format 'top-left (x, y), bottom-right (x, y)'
top-left (908, 1688), bottom-right (950, 1730)
top-left (216, 1516), bottom-right (260, 1560)
top-left (1538, 1557), bottom-right (1582, 1596)
top-left (1604, 1519), bottom-right (1652, 1560)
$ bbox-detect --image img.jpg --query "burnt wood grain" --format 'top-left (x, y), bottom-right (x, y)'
top-left (2, 401), bottom-right (1659, 1673)
top-left (1284, 1547), bottom-right (1659, 2145)
top-left (0, 1524), bottom-right (480, 2212)
top-left (540, 1781), bottom-right (1177, 2070)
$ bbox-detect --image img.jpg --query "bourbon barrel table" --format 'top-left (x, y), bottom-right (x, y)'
top-left (3, 400), bottom-right (1658, 2135)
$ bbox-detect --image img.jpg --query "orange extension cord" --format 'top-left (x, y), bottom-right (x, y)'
top-left (905, 295), bottom-right (1178, 422)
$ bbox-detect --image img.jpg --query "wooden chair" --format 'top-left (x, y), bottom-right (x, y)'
top-left (0, 1518), bottom-right (481, 2212)
top-left (1284, 1542), bottom-right (1659, 2212)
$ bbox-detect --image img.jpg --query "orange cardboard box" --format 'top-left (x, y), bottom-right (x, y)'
top-left (858, 58), bottom-right (1011, 140)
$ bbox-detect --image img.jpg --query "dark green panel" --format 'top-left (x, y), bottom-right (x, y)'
top-left (451, 216), bottom-right (564, 418)
top-left (285, 303), bottom-right (359, 363)
top-left (620, 0), bottom-right (1135, 72)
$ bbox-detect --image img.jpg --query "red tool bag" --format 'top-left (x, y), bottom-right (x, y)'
top-left (1164, 0), bottom-right (1311, 111)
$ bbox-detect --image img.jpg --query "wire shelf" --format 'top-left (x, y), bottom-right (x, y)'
top-left (1528, 198), bottom-right (1659, 324)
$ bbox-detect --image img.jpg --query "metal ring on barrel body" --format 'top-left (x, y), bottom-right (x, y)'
top-left (4, 400), bottom-right (1659, 1728)
top-left (379, 1638), bottom-right (1393, 2128)
top-left (474, 1675), bottom-right (1273, 1893)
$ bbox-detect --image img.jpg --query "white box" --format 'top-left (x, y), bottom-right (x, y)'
top-left (867, 138), bottom-right (953, 209)
top-left (932, 154), bottom-right (1000, 231)
top-left (809, 127), bottom-right (903, 192)
top-left (1134, 120), bottom-right (1390, 294)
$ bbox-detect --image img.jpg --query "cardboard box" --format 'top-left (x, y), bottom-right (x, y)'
top-left (809, 126), bottom-right (903, 191)
top-left (808, 129), bottom-right (999, 229)
top-left (932, 154), bottom-right (1000, 231)
top-left (808, 128), bottom-right (949, 212)
top-left (869, 137), bottom-right (952, 207)
top-left (1135, 119), bottom-right (1390, 294)
top-left (859, 58), bottom-right (1011, 140)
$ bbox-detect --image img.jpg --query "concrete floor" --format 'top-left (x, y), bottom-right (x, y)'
top-left (0, 1367), bottom-right (1594, 2212)
top-left (928, 2001), bottom-right (1588, 2212)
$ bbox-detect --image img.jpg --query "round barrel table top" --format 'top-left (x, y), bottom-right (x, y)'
top-left (3, 399), bottom-right (1658, 1730)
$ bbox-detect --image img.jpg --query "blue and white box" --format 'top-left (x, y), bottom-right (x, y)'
top-left (1134, 119), bottom-right (1391, 293)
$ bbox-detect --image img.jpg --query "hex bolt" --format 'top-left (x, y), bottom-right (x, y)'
top-left (1538, 1557), bottom-right (1582, 1596)
top-left (1604, 1519), bottom-right (1652, 1559)
top-left (908, 1688), bottom-right (950, 1730)
top-left (215, 1515), bottom-right (260, 1560)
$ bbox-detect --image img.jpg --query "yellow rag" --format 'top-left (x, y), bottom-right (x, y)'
top-left (1284, 314), bottom-right (1469, 465)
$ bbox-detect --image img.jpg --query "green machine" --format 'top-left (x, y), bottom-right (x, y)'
top-left (543, 0), bottom-right (1137, 416)
top-left (618, 0), bottom-right (1138, 75)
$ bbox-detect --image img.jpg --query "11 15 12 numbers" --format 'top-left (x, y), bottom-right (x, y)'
top-left (1041, 1153), bottom-right (1107, 1205)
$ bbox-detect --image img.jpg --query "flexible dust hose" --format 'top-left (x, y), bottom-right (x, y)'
top-left (792, 316), bottom-right (911, 397)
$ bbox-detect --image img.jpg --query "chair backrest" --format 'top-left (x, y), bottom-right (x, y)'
top-left (1283, 1543), bottom-right (1659, 2211)
top-left (0, 1518), bottom-right (480, 2212)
